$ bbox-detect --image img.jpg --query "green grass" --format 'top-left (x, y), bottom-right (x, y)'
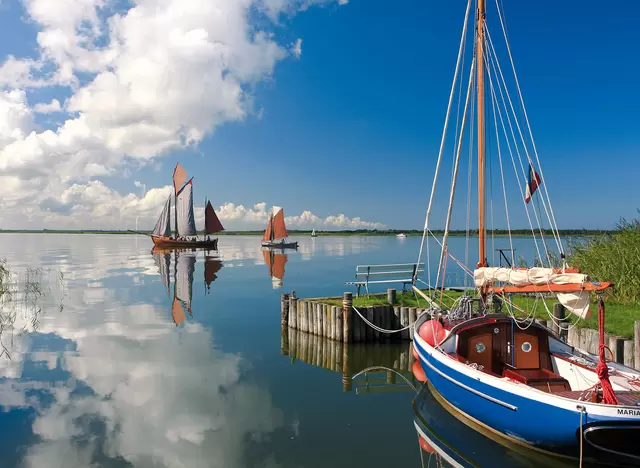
top-left (568, 215), bottom-right (640, 304)
top-left (322, 289), bottom-right (640, 339)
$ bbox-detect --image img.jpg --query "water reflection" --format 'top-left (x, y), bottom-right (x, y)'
top-left (263, 248), bottom-right (287, 289)
top-left (0, 240), bottom-right (285, 468)
top-left (152, 247), bottom-right (223, 325)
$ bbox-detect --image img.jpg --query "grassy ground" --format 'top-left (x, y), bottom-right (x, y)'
top-left (323, 289), bottom-right (639, 339)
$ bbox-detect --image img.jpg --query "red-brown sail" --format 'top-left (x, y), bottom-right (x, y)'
top-left (173, 163), bottom-right (187, 194)
top-left (263, 249), bottom-right (287, 281)
top-left (263, 215), bottom-right (273, 241)
top-left (272, 207), bottom-right (288, 240)
top-left (204, 257), bottom-right (223, 287)
top-left (171, 297), bottom-right (186, 326)
top-left (272, 252), bottom-right (287, 280)
top-left (205, 201), bottom-right (224, 234)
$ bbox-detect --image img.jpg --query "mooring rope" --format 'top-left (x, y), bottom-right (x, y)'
top-left (351, 366), bottom-right (419, 392)
top-left (351, 305), bottom-right (418, 334)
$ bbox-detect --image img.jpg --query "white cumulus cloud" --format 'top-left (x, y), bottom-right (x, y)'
top-left (0, 0), bottom-right (347, 228)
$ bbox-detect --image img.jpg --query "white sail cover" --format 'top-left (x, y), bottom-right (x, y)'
top-left (474, 267), bottom-right (592, 319)
top-left (175, 250), bottom-right (196, 311)
top-left (152, 196), bottom-right (172, 237)
top-left (176, 182), bottom-right (196, 237)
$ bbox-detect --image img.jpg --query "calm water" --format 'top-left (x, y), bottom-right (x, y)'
top-left (0, 234), bottom-right (569, 468)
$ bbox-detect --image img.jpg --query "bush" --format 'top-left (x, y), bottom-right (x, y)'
top-left (569, 214), bottom-right (640, 304)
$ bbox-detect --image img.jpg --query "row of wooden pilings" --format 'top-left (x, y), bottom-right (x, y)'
top-left (282, 290), bottom-right (640, 370)
top-left (280, 324), bottom-right (417, 392)
top-left (281, 291), bottom-right (428, 343)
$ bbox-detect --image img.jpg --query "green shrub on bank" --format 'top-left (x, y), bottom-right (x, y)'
top-left (569, 215), bottom-right (640, 304)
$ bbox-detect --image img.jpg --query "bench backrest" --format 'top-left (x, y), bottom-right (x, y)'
top-left (355, 263), bottom-right (424, 281)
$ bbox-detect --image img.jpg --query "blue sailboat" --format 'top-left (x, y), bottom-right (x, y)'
top-left (411, 0), bottom-right (640, 463)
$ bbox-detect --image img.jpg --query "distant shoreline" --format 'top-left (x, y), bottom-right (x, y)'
top-left (0, 229), bottom-right (608, 237)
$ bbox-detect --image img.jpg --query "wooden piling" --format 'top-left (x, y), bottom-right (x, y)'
top-left (316, 303), bottom-right (322, 336)
top-left (281, 294), bottom-right (289, 326)
top-left (343, 292), bottom-right (352, 343)
top-left (289, 293), bottom-right (297, 329)
top-left (624, 340), bottom-right (635, 369)
top-left (393, 306), bottom-right (401, 332)
top-left (281, 324), bottom-right (289, 355)
top-left (552, 303), bottom-right (565, 336)
top-left (400, 307), bottom-right (409, 341)
top-left (634, 321), bottom-right (640, 370)
top-left (322, 304), bottom-right (329, 338)
top-left (409, 308), bottom-right (417, 340)
top-left (387, 288), bottom-right (396, 305)
top-left (609, 335), bottom-right (624, 364)
top-left (366, 306), bottom-right (375, 341)
top-left (336, 306), bottom-right (343, 342)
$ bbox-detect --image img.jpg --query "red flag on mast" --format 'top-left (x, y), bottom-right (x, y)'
top-left (525, 164), bottom-right (541, 204)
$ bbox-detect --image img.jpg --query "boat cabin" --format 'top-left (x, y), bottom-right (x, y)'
top-left (449, 315), bottom-right (571, 393)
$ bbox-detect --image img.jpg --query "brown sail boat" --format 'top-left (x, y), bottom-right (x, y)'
top-left (261, 206), bottom-right (298, 249)
top-left (150, 163), bottom-right (224, 249)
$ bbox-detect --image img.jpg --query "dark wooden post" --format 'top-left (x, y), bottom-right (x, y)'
top-left (387, 288), bottom-right (396, 305)
top-left (281, 294), bottom-right (290, 326)
top-left (288, 292), bottom-right (297, 328)
top-left (552, 303), bottom-right (565, 337)
top-left (343, 292), bottom-right (352, 343)
top-left (634, 321), bottom-right (640, 370)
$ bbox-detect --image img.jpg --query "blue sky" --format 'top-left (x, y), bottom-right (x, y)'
top-left (0, 0), bottom-right (638, 230)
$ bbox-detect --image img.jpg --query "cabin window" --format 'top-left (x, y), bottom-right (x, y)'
top-left (475, 342), bottom-right (486, 353)
top-left (521, 342), bottom-right (532, 353)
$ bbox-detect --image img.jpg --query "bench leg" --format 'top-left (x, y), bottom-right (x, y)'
top-left (356, 284), bottom-right (361, 297)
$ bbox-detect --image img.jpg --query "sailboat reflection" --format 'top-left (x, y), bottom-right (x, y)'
top-left (413, 383), bottom-right (615, 468)
top-left (262, 248), bottom-right (287, 289)
top-left (152, 247), bottom-right (223, 326)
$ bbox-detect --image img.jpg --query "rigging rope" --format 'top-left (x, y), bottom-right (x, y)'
top-left (415, 0), bottom-right (473, 287)
top-left (494, 0), bottom-right (565, 258)
top-left (434, 56), bottom-right (476, 292)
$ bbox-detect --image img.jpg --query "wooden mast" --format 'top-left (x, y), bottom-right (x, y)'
top-left (476, 0), bottom-right (487, 267)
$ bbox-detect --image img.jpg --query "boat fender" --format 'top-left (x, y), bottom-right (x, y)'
top-left (418, 435), bottom-right (436, 454)
top-left (412, 361), bottom-right (427, 383)
top-left (418, 320), bottom-right (446, 347)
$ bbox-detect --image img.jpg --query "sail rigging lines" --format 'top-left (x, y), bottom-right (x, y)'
top-left (413, 0), bottom-right (568, 292)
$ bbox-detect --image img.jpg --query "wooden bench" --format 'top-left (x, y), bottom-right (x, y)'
top-left (345, 263), bottom-right (424, 297)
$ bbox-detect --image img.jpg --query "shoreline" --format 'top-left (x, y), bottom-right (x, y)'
top-left (0, 229), bottom-right (607, 237)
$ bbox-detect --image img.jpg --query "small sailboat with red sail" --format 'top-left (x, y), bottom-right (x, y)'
top-left (150, 163), bottom-right (224, 249)
top-left (261, 206), bottom-right (298, 249)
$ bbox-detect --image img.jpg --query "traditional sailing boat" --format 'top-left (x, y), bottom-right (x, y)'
top-left (150, 163), bottom-right (224, 249)
top-left (411, 0), bottom-right (640, 462)
top-left (311, 228), bottom-right (317, 237)
top-left (263, 248), bottom-right (287, 289)
top-left (152, 246), bottom-right (223, 326)
top-left (261, 206), bottom-right (298, 249)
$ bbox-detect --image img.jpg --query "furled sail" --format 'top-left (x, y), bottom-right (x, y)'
top-left (152, 196), bottom-right (172, 238)
top-left (272, 206), bottom-right (288, 240)
top-left (474, 267), bottom-right (588, 288)
top-left (474, 267), bottom-right (594, 319)
top-left (175, 250), bottom-right (196, 313)
top-left (176, 181), bottom-right (197, 237)
top-left (205, 201), bottom-right (224, 234)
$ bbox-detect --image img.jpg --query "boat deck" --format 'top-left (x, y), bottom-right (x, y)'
top-left (555, 390), bottom-right (640, 406)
